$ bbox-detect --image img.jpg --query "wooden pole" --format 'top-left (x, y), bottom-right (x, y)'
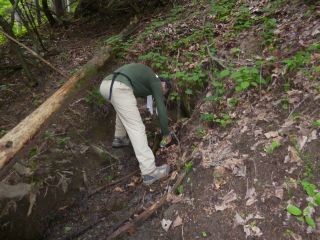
top-left (0, 46), bottom-right (112, 170)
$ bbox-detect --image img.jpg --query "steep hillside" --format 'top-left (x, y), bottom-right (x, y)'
top-left (0, 0), bottom-right (319, 240)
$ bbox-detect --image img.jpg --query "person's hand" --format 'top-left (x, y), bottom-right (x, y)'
top-left (160, 134), bottom-right (172, 148)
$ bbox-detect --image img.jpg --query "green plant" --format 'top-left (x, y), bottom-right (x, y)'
top-left (261, 18), bottom-right (277, 46)
top-left (232, 67), bottom-right (266, 92)
top-left (227, 98), bottom-right (239, 107)
top-left (210, 0), bottom-right (237, 22)
top-left (281, 97), bottom-right (289, 110)
top-left (286, 180), bottom-right (320, 229)
top-left (29, 147), bottom-right (38, 158)
top-left (312, 120), bottom-right (320, 127)
top-left (196, 127), bottom-right (206, 137)
top-left (44, 130), bottom-right (55, 140)
top-left (138, 52), bottom-right (168, 71)
top-left (201, 112), bottom-right (232, 127)
top-left (169, 91), bottom-right (180, 101)
top-left (303, 159), bottom-right (314, 180)
top-left (264, 140), bottom-right (281, 154)
top-left (201, 231), bottom-right (208, 238)
top-left (184, 161), bottom-right (193, 173)
top-left (57, 136), bottom-right (70, 148)
top-left (0, 128), bottom-right (7, 137)
top-left (233, 6), bottom-right (255, 32)
top-left (217, 67), bottom-right (266, 92)
top-left (175, 66), bottom-right (207, 89)
top-left (283, 52), bottom-right (311, 71)
top-left (177, 185), bottom-right (184, 194)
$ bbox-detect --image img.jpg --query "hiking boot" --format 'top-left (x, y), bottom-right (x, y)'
top-left (112, 137), bottom-right (130, 148)
top-left (142, 164), bottom-right (170, 185)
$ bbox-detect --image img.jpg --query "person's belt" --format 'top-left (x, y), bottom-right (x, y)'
top-left (108, 72), bottom-right (134, 100)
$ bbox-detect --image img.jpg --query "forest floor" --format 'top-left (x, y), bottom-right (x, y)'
top-left (0, 0), bottom-right (320, 240)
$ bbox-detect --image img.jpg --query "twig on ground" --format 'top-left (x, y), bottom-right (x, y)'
top-left (287, 94), bottom-right (310, 118)
top-left (0, 29), bottom-right (69, 79)
top-left (206, 45), bottom-right (226, 70)
top-left (105, 170), bottom-right (187, 240)
top-left (90, 144), bottom-right (121, 162)
top-left (88, 170), bottom-right (139, 198)
top-left (59, 217), bottom-right (107, 240)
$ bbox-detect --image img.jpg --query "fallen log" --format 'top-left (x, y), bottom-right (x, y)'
top-left (0, 18), bottom-right (142, 172)
top-left (0, 46), bottom-right (112, 170)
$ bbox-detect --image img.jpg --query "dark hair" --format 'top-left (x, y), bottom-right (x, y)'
top-left (159, 77), bottom-right (172, 91)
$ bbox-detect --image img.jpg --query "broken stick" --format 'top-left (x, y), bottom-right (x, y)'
top-left (0, 29), bottom-right (69, 78)
top-left (106, 170), bottom-right (187, 240)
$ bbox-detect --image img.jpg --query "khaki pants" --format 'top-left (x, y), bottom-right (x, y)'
top-left (99, 79), bottom-right (156, 175)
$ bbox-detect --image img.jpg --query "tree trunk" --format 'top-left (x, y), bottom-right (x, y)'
top-left (42, 0), bottom-right (57, 26)
top-left (0, 15), bottom-right (36, 86)
top-left (0, 46), bottom-right (112, 170)
top-left (34, 0), bottom-right (42, 25)
top-left (54, 0), bottom-right (65, 18)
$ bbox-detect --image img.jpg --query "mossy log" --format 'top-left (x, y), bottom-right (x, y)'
top-left (0, 46), bottom-right (112, 170)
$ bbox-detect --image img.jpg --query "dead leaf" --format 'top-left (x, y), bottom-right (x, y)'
top-left (79, 144), bottom-right (90, 154)
top-left (114, 186), bottom-right (124, 193)
top-left (128, 175), bottom-right (142, 187)
top-left (172, 215), bottom-right (183, 228)
top-left (243, 225), bottom-right (263, 238)
top-left (170, 171), bottom-right (178, 180)
top-left (213, 166), bottom-right (227, 189)
top-left (167, 193), bottom-right (183, 204)
top-left (283, 178), bottom-right (298, 190)
top-left (250, 140), bottom-right (265, 151)
top-left (297, 136), bottom-right (308, 151)
top-left (275, 186), bottom-right (284, 200)
top-left (245, 187), bottom-right (257, 206)
top-left (264, 131), bottom-right (279, 139)
top-left (223, 158), bottom-right (246, 177)
top-left (234, 212), bottom-right (246, 227)
top-left (254, 128), bottom-right (263, 137)
top-left (215, 190), bottom-right (237, 211)
top-left (161, 219), bottom-right (172, 232)
top-left (308, 130), bottom-right (318, 142)
top-left (284, 146), bottom-right (302, 166)
top-left (234, 212), bottom-right (264, 231)
top-left (288, 232), bottom-right (302, 240)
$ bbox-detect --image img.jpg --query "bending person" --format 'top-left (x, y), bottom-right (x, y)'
top-left (99, 63), bottom-right (172, 185)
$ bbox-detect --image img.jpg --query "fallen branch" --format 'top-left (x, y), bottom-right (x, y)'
top-left (0, 29), bottom-right (68, 78)
top-left (287, 94), bottom-right (310, 118)
top-left (90, 144), bottom-right (121, 162)
top-left (89, 170), bottom-right (139, 198)
top-left (106, 170), bottom-right (187, 240)
top-left (206, 45), bottom-right (226, 70)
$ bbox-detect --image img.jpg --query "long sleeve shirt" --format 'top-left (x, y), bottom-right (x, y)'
top-left (109, 63), bottom-right (169, 135)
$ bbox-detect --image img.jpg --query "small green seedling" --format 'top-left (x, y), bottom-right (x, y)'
top-left (264, 140), bottom-right (281, 154)
top-left (29, 147), bottom-right (38, 158)
top-left (57, 136), bottom-right (71, 148)
top-left (201, 231), bottom-right (208, 237)
top-left (184, 161), bottom-right (194, 173)
top-left (286, 180), bottom-right (320, 229)
top-left (177, 185), bottom-right (184, 194)
top-left (312, 120), bottom-right (320, 127)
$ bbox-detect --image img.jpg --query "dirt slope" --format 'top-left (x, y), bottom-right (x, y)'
top-left (0, 0), bottom-right (319, 240)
